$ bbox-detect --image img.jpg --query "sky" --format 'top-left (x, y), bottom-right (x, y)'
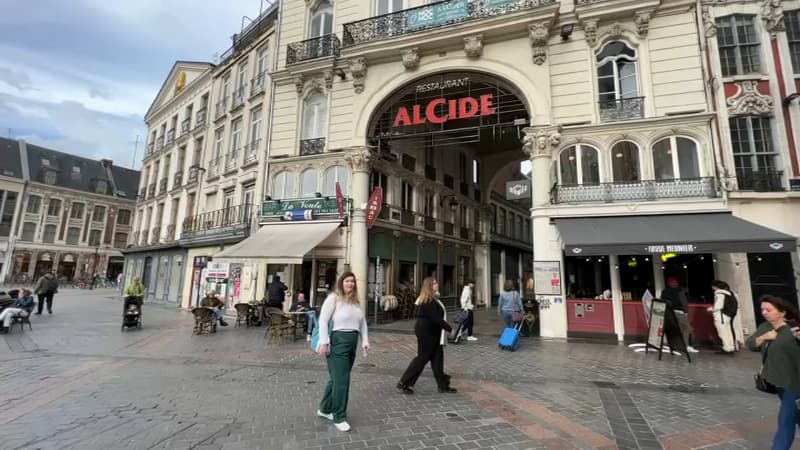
top-left (0, 0), bottom-right (269, 170)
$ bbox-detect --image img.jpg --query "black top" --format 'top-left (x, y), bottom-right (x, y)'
top-left (747, 322), bottom-right (800, 393)
top-left (660, 287), bottom-right (688, 314)
top-left (414, 300), bottom-right (452, 338)
top-left (267, 281), bottom-right (287, 302)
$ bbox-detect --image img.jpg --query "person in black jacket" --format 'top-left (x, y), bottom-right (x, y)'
top-left (397, 277), bottom-right (457, 394)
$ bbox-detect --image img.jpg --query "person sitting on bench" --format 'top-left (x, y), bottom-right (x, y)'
top-left (0, 288), bottom-right (34, 334)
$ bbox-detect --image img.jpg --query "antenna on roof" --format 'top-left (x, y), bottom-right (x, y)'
top-left (131, 135), bottom-right (140, 169)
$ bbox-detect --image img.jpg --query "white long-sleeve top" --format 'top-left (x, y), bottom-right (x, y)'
top-left (317, 293), bottom-right (369, 346)
top-left (460, 286), bottom-right (474, 310)
top-left (711, 288), bottom-right (734, 322)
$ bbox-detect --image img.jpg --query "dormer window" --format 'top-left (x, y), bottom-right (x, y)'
top-left (95, 179), bottom-right (108, 194)
top-left (72, 166), bottom-right (80, 173)
top-left (44, 170), bottom-right (57, 185)
top-left (41, 158), bottom-right (50, 166)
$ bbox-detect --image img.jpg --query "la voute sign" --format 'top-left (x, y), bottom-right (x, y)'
top-left (393, 94), bottom-right (496, 127)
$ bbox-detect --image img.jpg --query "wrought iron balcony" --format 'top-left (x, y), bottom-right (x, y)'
top-left (173, 171), bottom-right (183, 188)
top-left (181, 118), bottom-right (191, 135)
top-left (231, 87), bottom-right (246, 110)
top-left (460, 226), bottom-right (470, 240)
top-left (156, 136), bottom-right (164, 150)
top-left (401, 209), bottom-right (415, 226)
top-left (443, 222), bottom-right (454, 236)
top-left (159, 177), bottom-right (168, 193)
top-left (736, 169), bottom-right (784, 192)
top-left (251, 72), bottom-right (266, 96)
top-left (244, 139), bottom-right (260, 164)
top-left (343, 0), bottom-right (557, 46)
top-left (300, 138), bottom-right (325, 156)
top-left (287, 34), bottom-right (340, 65)
top-left (148, 183), bottom-right (156, 197)
top-left (552, 177), bottom-right (718, 204)
top-left (599, 97), bottom-right (644, 122)
top-left (195, 108), bottom-right (207, 129)
top-left (424, 216), bottom-right (436, 232)
top-left (166, 128), bottom-right (176, 144)
top-left (215, 99), bottom-right (227, 120)
top-left (182, 204), bottom-right (255, 236)
top-left (147, 142), bottom-right (154, 155)
top-left (225, 149), bottom-right (240, 172)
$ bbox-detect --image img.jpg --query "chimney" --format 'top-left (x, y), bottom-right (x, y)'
top-left (100, 159), bottom-right (113, 168)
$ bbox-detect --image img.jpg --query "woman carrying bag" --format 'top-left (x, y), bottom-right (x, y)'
top-left (746, 295), bottom-right (800, 450)
top-left (497, 280), bottom-right (524, 328)
top-left (315, 272), bottom-right (369, 432)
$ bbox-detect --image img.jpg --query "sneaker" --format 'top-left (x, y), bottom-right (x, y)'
top-left (686, 346), bottom-right (699, 353)
top-left (334, 421), bottom-right (351, 432)
top-left (219, 320), bottom-right (229, 327)
top-left (306, 335), bottom-right (311, 342)
top-left (466, 336), bottom-right (478, 341)
top-left (316, 410), bottom-right (333, 421)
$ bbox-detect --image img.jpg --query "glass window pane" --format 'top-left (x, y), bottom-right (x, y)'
top-left (618, 62), bottom-right (639, 97)
top-left (676, 138), bottom-right (700, 178)
top-left (559, 147), bottom-right (578, 185)
top-left (653, 139), bottom-right (675, 180)
top-left (729, 118), bottom-right (751, 155)
top-left (739, 44), bottom-right (760, 73)
top-left (751, 118), bottom-right (773, 153)
top-left (611, 142), bottom-right (640, 182)
top-left (301, 169), bottom-right (318, 197)
top-left (580, 146), bottom-right (600, 184)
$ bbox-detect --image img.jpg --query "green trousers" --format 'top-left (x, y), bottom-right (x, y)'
top-left (319, 330), bottom-right (358, 423)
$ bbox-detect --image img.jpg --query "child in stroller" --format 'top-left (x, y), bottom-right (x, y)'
top-left (121, 296), bottom-right (142, 331)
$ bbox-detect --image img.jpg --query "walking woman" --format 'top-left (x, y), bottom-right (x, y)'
top-left (397, 277), bottom-right (457, 395)
top-left (316, 272), bottom-right (369, 432)
top-left (497, 280), bottom-right (524, 328)
top-left (746, 295), bottom-right (800, 449)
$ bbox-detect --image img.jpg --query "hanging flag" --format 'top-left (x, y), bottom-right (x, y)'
top-left (365, 187), bottom-right (383, 229)
top-left (335, 181), bottom-right (344, 218)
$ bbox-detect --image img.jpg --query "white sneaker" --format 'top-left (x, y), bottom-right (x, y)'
top-left (686, 346), bottom-right (699, 353)
top-left (306, 335), bottom-right (311, 342)
top-left (334, 421), bottom-right (351, 432)
top-left (467, 336), bottom-right (478, 341)
top-left (316, 410), bottom-right (333, 421)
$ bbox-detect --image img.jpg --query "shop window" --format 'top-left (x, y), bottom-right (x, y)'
top-left (611, 141), bottom-right (641, 182)
top-left (66, 227), bottom-right (81, 245)
top-left (558, 144), bottom-right (600, 185)
top-left (441, 264), bottom-right (455, 296)
top-left (20, 222), bottom-right (36, 242)
top-left (652, 137), bottom-right (701, 180)
top-left (565, 256), bottom-right (611, 299)
top-left (42, 224), bottom-right (57, 244)
top-left (309, 1), bottom-right (333, 38)
top-left (787, 10), bottom-right (800, 73)
top-left (596, 41), bottom-right (640, 103)
top-left (272, 171), bottom-right (295, 199)
top-left (716, 15), bottom-right (760, 76)
top-left (302, 92), bottom-right (328, 140)
top-left (300, 169), bottom-right (318, 197)
top-left (323, 165), bottom-right (348, 196)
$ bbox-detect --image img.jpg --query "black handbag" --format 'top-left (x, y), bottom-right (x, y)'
top-left (754, 342), bottom-right (777, 394)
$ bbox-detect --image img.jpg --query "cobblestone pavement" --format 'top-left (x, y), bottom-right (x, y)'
top-left (0, 290), bottom-right (791, 449)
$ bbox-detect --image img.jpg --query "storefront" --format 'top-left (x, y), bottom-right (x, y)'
top-left (122, 246), bottom-right (187, 304)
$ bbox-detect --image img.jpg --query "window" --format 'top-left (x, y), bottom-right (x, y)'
top-left (92, 205), bottom-right (106, 222)
top-left (256, 46), bottom-right (269, 77)
top-left (231, 119), bottom-right (242, 152)
top-left (47, 198), bottom-right (61, 216)
top-left (310, 1), bottom-right (333, 38)
top-left (66, 227), bottom-right (80, 245)
top-left (730, 117), bottom-right (779, 188)
top-left (27, 195), bottom-right (41, 214)
top-left (611, 141), bottom-right (640, 182)
top-left (272, 171), bottom-right (295, 199)
top-left (301, 169), bottom-right (318, 197)
top-left (302, 92), bottom-right (328, 140)
top-left (72, 165), bottom-right (80, 173)
top-left (652, 137), bottom-right (701, 180)
top-left (490, 204), bottom-right (497, 233)
top-left (117, 209), bottom-right (131, 225)
top-left (0, 190), bottom-right (16, 237)
top-left (213, 127), bottom-right (224, 160)
top-left (559, 145), bottom-right (600, 185)
top-left (89, 229), bottom-right (102, 246)
top-left (236, 64), bottom-right (248, 92)
top-left (249, 107), bottom-right (262, 145)
top-left (473, 160), bottom-right (479, 184)
top-left (423, 191), bottom-right (434, 217)
top-left (377, 0), bottom-right (404, 15)
top-left (70, 202), bottom-right (84, 219)
top-left (44, 170), bottom-right (57, 185)
top-left (787, 11), bottom-right (800, 73)
top-left (370, 171), bottom-right (388, 191)
top-left (401, 182), bottom-right (413, 210)
top-left (597, 41), bottom-right (639, 102)
top-left (20, 222), bottom-right (36, 241)
top-left (717, 15), bottom-right (760, 76)
top-left (43, 224), bottom-right (57, 243)
top-left (114, 232), bottom-right (128, 248)
top-left (41, 158), bottom-right (50, 166)
top-left (323, 166), bottom-right (348, 196)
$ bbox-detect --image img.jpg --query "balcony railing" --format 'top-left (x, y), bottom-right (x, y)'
top-left (287, 34), bottom-right (340, 65)
top-left (251, 72), bottom-right (266, 96)
top-left (166, 128), bottom-right (176, 144)
top-left (215, 99), bottom-right (227, 120)
top-left (736, 169), bottom-right (784, 192)
top-left (401, 209), bottom-right (415, 226)
top-left (599, 97), bottom-right (644, 122)
top-left (156, 136), bottom-right (165, 150)
top-left (343, 0), bottom-right (556, 46)
top-left (139, 187), bottom-right (146, 199)
top-left (148, 183), bottom-right (156, 197)
top-left (552, 177), bottom-right (718, 204)
top-left (231, 87), bottom-right (246, 110)
top-left (207, 157), bottom-right (221, 179)
top-left (244, 139), bottom-right (260, 164)
top-left (225, 148), bottom-right (240, 171)
top-left (159, 177), bottom-right (168, 193)
top-left (173, 171), bottom-right (183, 188)
top-left (181, 118), bottom-right (191, 135)
top-left (182, 204), bottom-right (255, 235)
top-left (300, 138), bottom-right (325, 156)
top-left (147, 142), bottom-right (154, 155)
top-left (195, 108), bottom-right (207, 129)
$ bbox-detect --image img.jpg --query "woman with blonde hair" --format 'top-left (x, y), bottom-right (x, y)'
top-left (316, 271), bottom-right (369, 432)
top-left (397, 277), bottom-right (457, 394)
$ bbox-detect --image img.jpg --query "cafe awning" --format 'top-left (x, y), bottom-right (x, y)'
top-left (555, 213), bottom-right (797, 256)
top-left (214, 221), bottom-right (342, 264)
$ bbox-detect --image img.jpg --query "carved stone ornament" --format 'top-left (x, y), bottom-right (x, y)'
top-left (344, 147), bottom-right (374, 172)
top-left (323, 70), bottom-right (334, 90)
top-left (701, 5), bottom-right (716, 38)
top-left (522, 126), bottom-right (562, 159)
top-left (293, 75), bottom-right (304, 93)
top-left (464, 34), bottom-right (484, 58)
top-left (634, 11), bottom-right (651, 37)
top-left (761, 0), bottom-right (785, 35)
top-left (400, 47), bottom-right (420, 71)
top-left (726, 81), bottom-right (774, 116)
top-left (608, 22), bottom-right (625, 38)
top-left (528, 22), bottom-right (550, 65)
top-left (349, 57), bottom-right (367, 94)
top-left (583, 19), bottom-right (598, 46)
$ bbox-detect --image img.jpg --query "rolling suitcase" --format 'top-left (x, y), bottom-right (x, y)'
top-left (498, 321), bottom-right (522, 351)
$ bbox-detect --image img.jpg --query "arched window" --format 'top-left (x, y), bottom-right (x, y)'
top-left (20, 222), bottom-right (36, 242)
top-left (558, 145), bottom-right (600, 185)
top-left (310, 1), bottom-right (333, 38)
top-left (272, 171), bottom-right (295, 199)
top-left (323, 165), bottom-right (348, 196)
top-left (652, 137), bottom-right (701, 180)
top-left (302, 92), bottom-right (328, 142)
top-left (597, 41), bottom-right (639, 101)
top-left (300, 169), bottom-right (318, 198)
top-left (42, 224), bottom-right (57, 244)
top-left (611, 141), bottom-right (640, 182)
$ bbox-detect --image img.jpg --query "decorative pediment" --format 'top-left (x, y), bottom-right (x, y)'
top-left (727, 81), bottom-right (774, 116)
top-left (145, 62), bottom-right (213, 120)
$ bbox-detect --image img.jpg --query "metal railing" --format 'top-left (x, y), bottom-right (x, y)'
top-left (343, 0), bottom-right (556, 46)
top-left (207, 157), bottom-right (221, 179)
top-left (166, 128), bottom-right (176, 144)
top-left (231, 87), bottom-right (246, 110)
top-left (139, 187), bottom-right (146, 199)
top-left (131, 231), bottom-right (139, 246)
top-left (244, 139), bottom-right (260, 164)
top-left (156, 136), bottom-right (164, 150)
top-left (147, 142), bottom-right (154, 155)
top-left (187, 167), bottom-right (199, 184)
top-left (181, 118), bottom-right (191, 135)
top-left (195, 108), bottom-right (207, 129)
top-left (159, 177), bottom-right (168, 193)
top-left (300, 138), bottom-right (325, 156)
top-left (148, 183), bottom-right (156, 197)
top-left (552, 177), bottom-right (718, 204)
top-left (150, 227), bottom-right (160, 244)
top-left (165, 224), bottom-right (176, 241)
top-left (599, 97), bottom-right (645, 122)
top-left (173, 171), bottom-right (183, 188)
top-left (251, 72), bottom-right (266, 96)
top-left (287, 34), bottom-right (341, 64)
top-left (215, 99), bottom-right (227, 120)
top-left (182, 204), bottom-right (255, 235)
top-left (225, 148), bottom-right (240, 171)
top-left (736, 169), bottom-right (784, 192)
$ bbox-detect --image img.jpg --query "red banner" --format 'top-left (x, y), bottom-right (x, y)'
top-left (365, 187), bottom-right (383, 229)
top-left (335, 181), bottom-right (344, 218)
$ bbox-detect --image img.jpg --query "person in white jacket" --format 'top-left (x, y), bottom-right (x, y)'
top-left (708, 280), bottom-right (737, 355)
top-left (459, 280), bottom-right (477, 341)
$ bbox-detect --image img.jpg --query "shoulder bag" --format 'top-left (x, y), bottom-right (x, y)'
top-left (754, 341), bottom-right (777, 394)
top-left (310, 297), bottom-right (337, 352)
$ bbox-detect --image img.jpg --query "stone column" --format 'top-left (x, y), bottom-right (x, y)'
top-left (609, 255), bottom-right (624, 341)
top-left (345, 147), bottom-right (374, 309)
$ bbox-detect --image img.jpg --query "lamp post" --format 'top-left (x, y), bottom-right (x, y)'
top-left (90, 244), bottom-right (100, 290)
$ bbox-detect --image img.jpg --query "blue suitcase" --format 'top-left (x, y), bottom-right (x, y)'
top-left (498, 322), bottom-right (521, 351)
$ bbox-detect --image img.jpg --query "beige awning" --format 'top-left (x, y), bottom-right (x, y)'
top-left (214, 221), bottom-right (342, 264)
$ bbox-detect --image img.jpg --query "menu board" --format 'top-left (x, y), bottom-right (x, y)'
top-left (533, 261), bottom-right (562, 296)
top-left (647, 300), bottom-right (667, 349)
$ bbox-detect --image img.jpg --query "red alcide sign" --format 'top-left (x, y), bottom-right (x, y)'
top-left (393, 94), bottom-right (496, 127)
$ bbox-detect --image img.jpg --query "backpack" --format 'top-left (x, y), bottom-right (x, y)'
top-left (721, 292), bottom-right (738, 318)
top-left (45, 276), bottom-right (59, 293)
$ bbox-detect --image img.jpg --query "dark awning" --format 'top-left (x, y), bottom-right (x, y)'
top-left (555, 213), bottom-right (797, 256)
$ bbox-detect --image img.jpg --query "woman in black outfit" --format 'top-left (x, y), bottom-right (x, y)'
top-left (397, 277), bottom-right (457, 394)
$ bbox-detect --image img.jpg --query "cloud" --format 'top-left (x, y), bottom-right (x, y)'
top-left (0, 66), bottom-right (34, 91)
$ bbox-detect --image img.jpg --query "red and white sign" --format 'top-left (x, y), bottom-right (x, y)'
top-left (335, 181), bottom-right (344, 219)
top-left (365, 187), bottom-right (383, 229)
top-left (393, 94), bottom-right (496, 127)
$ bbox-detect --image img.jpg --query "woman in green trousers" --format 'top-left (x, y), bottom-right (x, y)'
top-left (316, 271), bottom-right (369, 432)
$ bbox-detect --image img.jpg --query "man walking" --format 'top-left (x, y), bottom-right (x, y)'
top-left (34, 270), bottom-right (58, 315)
top-left (660, 277), bottom-right (698, 353)
top-left (459, 279), bottom-right (477, 341)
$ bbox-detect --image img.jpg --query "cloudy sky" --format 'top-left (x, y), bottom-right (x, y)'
top-left (0, 0), bottom-right (269, 169)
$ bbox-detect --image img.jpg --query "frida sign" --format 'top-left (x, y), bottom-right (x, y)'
top-left (393, 94), bottom-right (496, 127)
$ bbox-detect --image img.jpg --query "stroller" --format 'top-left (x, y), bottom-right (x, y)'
top-left (121, 296), bottom-right (142, 331)
top-left (448, 310), bottom-right (469, 344)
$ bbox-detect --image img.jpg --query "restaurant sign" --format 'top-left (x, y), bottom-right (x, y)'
top-left (408, 0), bottom-right (468, 30)
top-left (644, 244), bottom-right (696, 254)
top-left (261, 198), bottom-right (350, 220)
top-left (393, 94), bottom-right (496, 127)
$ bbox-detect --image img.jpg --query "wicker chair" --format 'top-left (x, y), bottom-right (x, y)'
top-left (192, 307), bottom-right (215, 335)
top-left (233, 303), bottom-right (251, 328)
top-left (266, 312), bottom-right (293, 345)
top-left (11, 313), bottom-right (32, 332)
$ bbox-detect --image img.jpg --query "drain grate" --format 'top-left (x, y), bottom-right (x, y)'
top-left (357, 363), bottom-right (376, 368)
top-left (592, 381), bottom-right (618, 389)
top-left (669, 384), bottom-right (705, 393)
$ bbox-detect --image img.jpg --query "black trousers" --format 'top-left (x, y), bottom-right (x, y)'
top-left (399, 335), bottom-right (450, 389)
top-left (466, 310), bottom-right (474, 336)
top-left (37, 292), bottom-right (54, 313)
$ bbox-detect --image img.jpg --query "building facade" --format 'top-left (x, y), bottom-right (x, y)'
top-left (0, 138), bottom-right (139, 286)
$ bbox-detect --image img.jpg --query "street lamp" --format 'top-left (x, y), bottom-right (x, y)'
top-left (90, 243), bottom-right (102, 290)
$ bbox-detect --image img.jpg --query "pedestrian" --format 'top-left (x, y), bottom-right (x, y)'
top-left (709, 280), bottom-right (737, 355)
top-left (497, 280), bottom-right (523, 328)
top-left (34, 270), bottom-right (58, 315)
top-left (0, 288), bottom-right (34, 334)
top-left (316, 271), bottom-right (369, 432)
top-left (124, 276), bottom-right (146, 306)
top-left (459, 279), bottom-right (477, 341)
top-left (266, 275), bottom-right (288, 309)
top-left (745, 295), bottom-right (800, 450)
top-left (661, 277), bottom-right (699, 353)
top-left (397, 277), bottom-right (457, 396)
